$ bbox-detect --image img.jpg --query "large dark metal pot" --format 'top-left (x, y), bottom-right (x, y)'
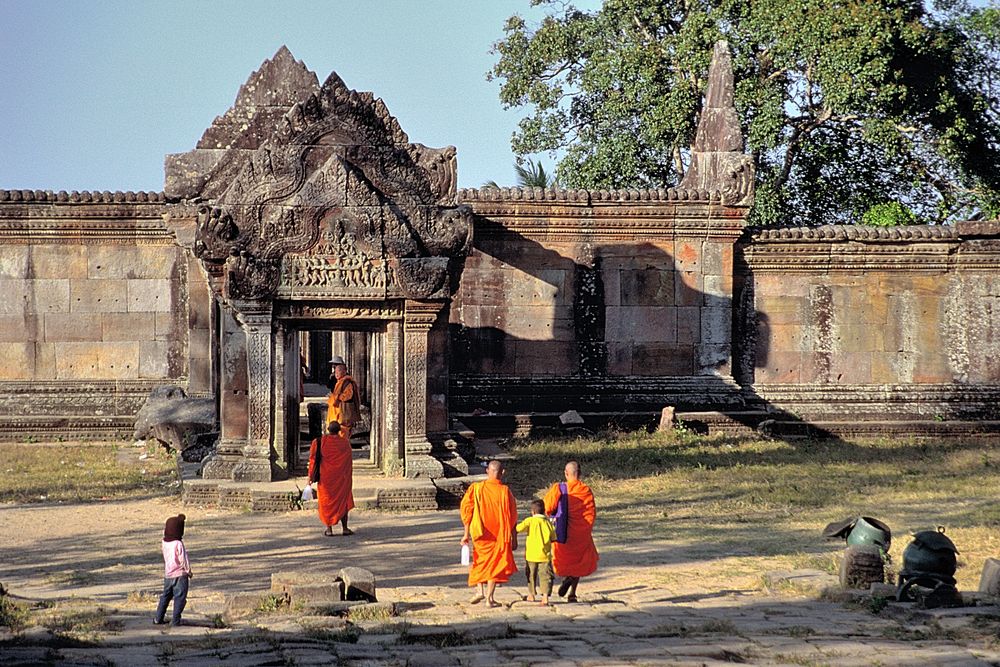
top-left (901, 528), bottom-right (958, 578)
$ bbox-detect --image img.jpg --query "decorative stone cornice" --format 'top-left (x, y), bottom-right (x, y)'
top-left (459, 186), bottom-right (728, 204)
top-left (0, 190), bottom-right (165, 204)
top-left (749, 224), bottom-right (959, 242)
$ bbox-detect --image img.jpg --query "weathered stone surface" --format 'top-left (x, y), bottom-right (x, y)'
top-left (127, 279), bottom-right (172, 312)
top-left (559, 410), bottom-right (585, 426)
top-left (840, 545), bottom-right (885, 590)
top-left (133, 385), bottom-right (216, 450)
top-left (287, 583), bottom-right (345, 605)
top-left (0, 342), bottom-right (34, 379)
top-left (979, 558), bottom-right (1000, 595)
top-left (70, 279), bottom-right (128, 313)
top-left (658, 406), bottom-right (676, 432)
top-left (339, 567), bottom-right (377, 602)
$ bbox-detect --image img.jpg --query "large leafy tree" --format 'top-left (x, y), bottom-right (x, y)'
top-left (490, 0), bottom-right (1000, 225)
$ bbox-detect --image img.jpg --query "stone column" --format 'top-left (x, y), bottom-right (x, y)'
top-left (231, 302), bottom-right (275, 482)
top-left (402, 301), bottom-right (445, 477)
top-left (271, 322), bottom-right (290, 473)
top-left (382, 320), bottom-right (405, 474)
top-left (202, 305), bottom-right (248, 480)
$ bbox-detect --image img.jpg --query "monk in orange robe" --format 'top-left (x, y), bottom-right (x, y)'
top-left (308, 420), bottom-right (355, 536)
top-left (544, 460), bottom-right (598, 602)
top-left (326, 356), bottom-right (358, 439)
top-left (460, 460), bottom-right (518, 607)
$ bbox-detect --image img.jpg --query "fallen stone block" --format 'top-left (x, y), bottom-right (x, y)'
top-left (559, 410), bottom-right (585, 426)
top-left (980, 557), bottom-right (1000, 595)
top-left (658, 406), bottom-right (676, 432)
top-left (339, 567), bottom-right (377, 602)
top-left (288, 582), bottom-right (345, 605)
top-left (222, 592), bottom-right (285, 624)
top-left (870, 582), bottom-right (898, 598)
top-left (134, 385), bottom-right (216, 453)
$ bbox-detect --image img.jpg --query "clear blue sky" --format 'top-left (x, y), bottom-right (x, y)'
top-left (0, 1), bottom-right (599, 192)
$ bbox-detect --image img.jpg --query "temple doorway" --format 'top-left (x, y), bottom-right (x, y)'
top-left (274, 315), bottom-right (405, 478)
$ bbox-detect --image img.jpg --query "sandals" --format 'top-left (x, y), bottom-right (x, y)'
top-left (342, 528), bottom-right (354, 536)
top-left (469, 593), bottom-right (485, 605)
top-left (323, 528), bottom-right (334, 536)
top-left (487, 600), bottom-right (502, 608)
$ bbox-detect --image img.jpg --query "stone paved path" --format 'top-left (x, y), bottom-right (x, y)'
top-left (2, 497), bottom-right (1000, 665)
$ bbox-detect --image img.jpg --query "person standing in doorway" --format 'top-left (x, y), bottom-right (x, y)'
top-left (308, 420), bottom-right (355, 536)
top-left (544, 460), bottom-right (599, 603)
top-left (327, 354), bottom-right (360, 439)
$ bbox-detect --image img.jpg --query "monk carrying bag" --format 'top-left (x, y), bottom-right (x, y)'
top-left (553, 482), bottom-right (569, 544)
top-left (469, 483), bottom-right (486, 540)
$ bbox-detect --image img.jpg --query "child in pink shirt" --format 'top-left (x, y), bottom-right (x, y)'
top-left (154, 513), bottom-right (192, 627)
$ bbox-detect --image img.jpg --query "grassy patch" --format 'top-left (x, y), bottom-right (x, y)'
top-left (504, 431), bottom-right (1000, 591)
top-left (0, 441), bottom-right (178, 504)
top-left (28, 604), bottom-right (124, 643)
top-left (0, 595), bottom-right (29, 631)
top-left (256, 594), bottom-right (290, 614)
top-left (346, 604), bottom-right (396, 623)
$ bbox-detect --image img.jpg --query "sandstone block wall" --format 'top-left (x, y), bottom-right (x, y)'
top-left (450, 189), bottom-right (746, 413)
top-left (0, 191), bottom-right (212, 439)
top-left (737, 224), bottom-right (1000, 420)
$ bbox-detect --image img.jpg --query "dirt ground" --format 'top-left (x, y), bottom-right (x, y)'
top-left (4, 496), bottom-right (1000, 665)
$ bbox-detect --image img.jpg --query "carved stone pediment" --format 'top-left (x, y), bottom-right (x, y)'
top-left (167, 47), bottom-right (472, 304)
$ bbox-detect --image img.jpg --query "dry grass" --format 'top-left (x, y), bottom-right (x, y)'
top-left (0, 440), bottom-right (178, 504)
top-left (505, 430), bottom-right (1000, 591)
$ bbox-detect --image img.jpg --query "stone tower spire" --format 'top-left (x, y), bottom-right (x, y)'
top-left (679, 41), bottom-right (754, 207)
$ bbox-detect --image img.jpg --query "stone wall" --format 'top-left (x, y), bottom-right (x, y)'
top-left (450, 187), bottom-right (747, 413)
top-left (736, 222), bottom-right (1000, 422)
top-left (0, 190), bottom-right (212, 439)
top-left (5, 189), bottom-right (1000, 438)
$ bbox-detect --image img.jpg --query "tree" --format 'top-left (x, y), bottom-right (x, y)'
top-left (490, 0), bottom-right (1000, 225)
top-left (483, 158), bottom-right (559, 188)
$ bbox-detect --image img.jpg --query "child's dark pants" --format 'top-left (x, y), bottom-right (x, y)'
top-left (525, 560), bottom-right (554, 597)
top-left (154, 575), bottom-right (189, 625)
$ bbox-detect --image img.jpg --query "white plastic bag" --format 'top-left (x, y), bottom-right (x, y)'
top-left (301, 485), bottom-right (314, 502)
top-left (460, 543), bottom-right (471, 566)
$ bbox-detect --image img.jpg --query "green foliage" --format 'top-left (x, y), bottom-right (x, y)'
top-left (0, 595), bottom-right (29, 631)
top-left (256, 594), bottom-right (289, 614)
top-left (484, 157), bottom-right (559, 188)
top-left (862, 201), bottom-right (919, 226)
top-left (491, 0), bottom-right (1000, 224)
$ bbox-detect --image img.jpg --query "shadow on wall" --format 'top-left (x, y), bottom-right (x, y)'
top-left (447, 218), bottom-right (832, 437)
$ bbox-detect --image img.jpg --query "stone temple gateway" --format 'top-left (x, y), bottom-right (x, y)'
top-left (3, 45), bottom-right (1000, 483)
top-left (164, 48), bottom-right (474, 481)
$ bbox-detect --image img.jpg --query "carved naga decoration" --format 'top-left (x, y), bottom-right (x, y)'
top-left (174, 47), bottom-right (473, 304)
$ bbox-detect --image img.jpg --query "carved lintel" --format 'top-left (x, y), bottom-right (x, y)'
top-left (403, 300), bottom-right (445, 330)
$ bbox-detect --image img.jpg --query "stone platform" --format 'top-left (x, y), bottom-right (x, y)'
top-left (180, 452), bottom-right (483, 512)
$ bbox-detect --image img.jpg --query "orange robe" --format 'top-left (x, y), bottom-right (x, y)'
top-left (544, 479), bottom-right (599, 578)
top-left (308, 434), bottom-right (355, 526)
top-left (326, 374), bottom-right (356, 438)
top-left (460, 479), bottom-right (518, 585)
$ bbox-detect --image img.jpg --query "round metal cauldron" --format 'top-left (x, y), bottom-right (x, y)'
top-left (901, 528), bottom-right (958, 578)
top-left (846, 517), bottom-right (892, 553)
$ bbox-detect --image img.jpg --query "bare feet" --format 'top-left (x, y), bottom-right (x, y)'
top-left (540, 596), bottom-right (549, 606)
top-left (487, 599), bottom-right (502, 608)
top-left (526, 595), bottom-right (537, 603)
